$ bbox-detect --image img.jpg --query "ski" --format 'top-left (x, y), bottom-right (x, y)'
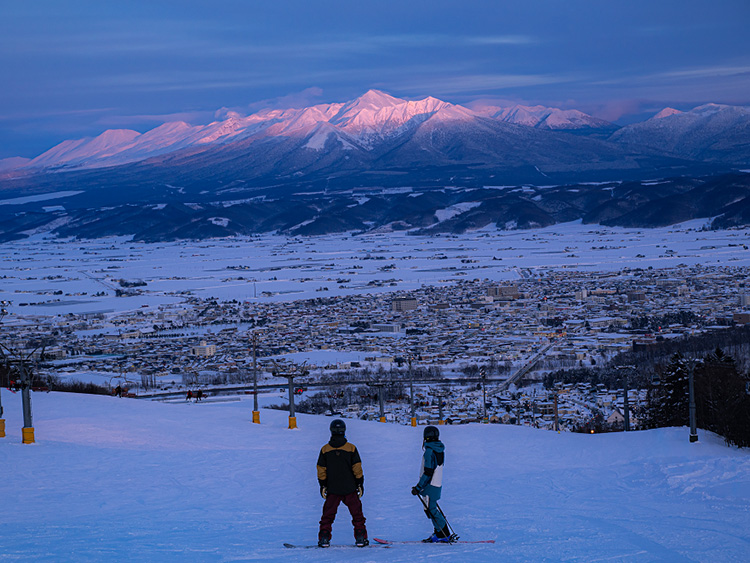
top-left (373, 537), bottom-right (495, 545)
top-left (283, 543), bottom-right (382, 549)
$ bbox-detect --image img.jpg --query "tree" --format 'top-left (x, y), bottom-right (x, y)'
top-left (646, 353), bottom-right (689, 428)
top-left (695, 348), bottom-right (750, 448)
top-left (646, 348), bottom-right (750, 448)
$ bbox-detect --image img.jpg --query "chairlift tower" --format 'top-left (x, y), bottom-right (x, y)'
top-left (367, 382), bottom-right (387, 423)
top-left (615, 365), bottom-right (635, 432)
top-left (0, 302), bottom-right (9, 438)
top-left (480, 365), bottom-right (488, 423)
top-left (430, 389), bottom-right (448, 425)
top-left (553, 391), bottom-right (559, 432)
top-left (0, 363), bottom-right (4, 438)
top-left (408, 355), bottom-right (417, 427)
top-left (252, 333), bottom-right (260, 424)
top-left (688, 359), bottom-right (698, 443)
top-left (0, 343), bottom-right (38, 444)
top-left (273, 361), bottom-right (307, 429)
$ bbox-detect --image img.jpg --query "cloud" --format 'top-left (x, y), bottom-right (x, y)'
top-left (657, 65), bottom-right (750, 80)
top-left (95, 111), bottom-right (215, 128)
top-left (245, 88), bottom-right (326, 112)
top-left (592, 64), bottom-right (750, 87)
top-left (580, 99), bottom-right (652, 122)
top-left (396, 73), bottom-right (576, 96)
top-left (467, 35), bottom-right (537, 46)
top-left (0, 107), bottom-right (115, 122)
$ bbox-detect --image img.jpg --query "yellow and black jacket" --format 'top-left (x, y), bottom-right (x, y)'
top-left (317, 435), bottom-right (363, 496)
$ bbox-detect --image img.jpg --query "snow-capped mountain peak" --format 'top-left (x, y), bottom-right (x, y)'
top-left (343, 89), bottom-right (403, 111)
top-left (471, 103), bottom-right (614, 130)
top-left (653, 108), bottom-right (682, 119)
top-left (28, 129), bottom-right (141, 168)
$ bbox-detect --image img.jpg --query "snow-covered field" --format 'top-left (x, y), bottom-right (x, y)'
top-left (1, 392), bottom-right (748, 562)
top-left (2, 220), bottom-right (749, 318)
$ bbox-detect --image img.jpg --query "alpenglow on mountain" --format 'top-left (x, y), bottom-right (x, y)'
top-left (3, 90), bottom-right (749, 183)
top-left (9, 90), bottom-right (616, 171)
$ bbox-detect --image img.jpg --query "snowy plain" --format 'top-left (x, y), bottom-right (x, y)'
top-left (2, 219), bottom-right (749, 319)
top-left (1, 392), bottom-right (749, 562)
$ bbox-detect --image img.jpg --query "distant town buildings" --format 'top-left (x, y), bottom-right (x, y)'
top-left (391, 297), bottom-right (417, 312)
top-left (192, 341), bottom-right (216, 357)
top-left (487, 285), bottom-right (520, 300)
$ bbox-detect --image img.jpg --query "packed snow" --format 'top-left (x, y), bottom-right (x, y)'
top-left (1, 392), bottom-right (748, 561)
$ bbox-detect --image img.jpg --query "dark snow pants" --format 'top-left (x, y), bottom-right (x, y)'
top-left (319, 491), bottom-right (367, 538)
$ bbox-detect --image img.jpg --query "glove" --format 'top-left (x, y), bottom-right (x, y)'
top-left (320, 486), bottom-right (327, 499)
top-left (411, 486), bottom-right (422, 496)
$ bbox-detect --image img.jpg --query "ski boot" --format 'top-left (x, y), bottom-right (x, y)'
top-left (355, 533), bottom-right (369, 547)
top-left (422, 524), bottom-right (454, 543)
top-left (422, 533), bottom-right (452, 543)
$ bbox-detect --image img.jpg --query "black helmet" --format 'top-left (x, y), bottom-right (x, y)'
top-left (330, 419), bottom-right (346, 436)
top-left (423, 425), bottom-right (439, 441)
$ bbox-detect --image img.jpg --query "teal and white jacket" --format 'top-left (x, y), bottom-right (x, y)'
top-left (417, 440), bottom-right (445, 499)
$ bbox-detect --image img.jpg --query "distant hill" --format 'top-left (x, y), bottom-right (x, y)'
top-left (2, 171), bottom-right (748, 243)
top-left (610, 103), bottom-right (750, 165)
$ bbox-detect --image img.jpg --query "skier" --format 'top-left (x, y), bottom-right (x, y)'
top-left (411, 425), bottom-right (452, 542)
top-left (316, 419), bottom-right (368, 547)
top-left (186, 390), bottom-right (193, 401)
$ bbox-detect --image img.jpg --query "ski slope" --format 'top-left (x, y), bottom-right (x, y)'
top-left (1, 392), bottom-right (749, 562)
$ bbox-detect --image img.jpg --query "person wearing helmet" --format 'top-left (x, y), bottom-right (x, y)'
top-left (411, 425), bottom-right (451, 542)
top-left (316, 419), bottom-right (368, 547)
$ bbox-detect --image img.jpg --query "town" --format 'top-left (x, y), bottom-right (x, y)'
top-left (3, 251), bottom-right (749, 433)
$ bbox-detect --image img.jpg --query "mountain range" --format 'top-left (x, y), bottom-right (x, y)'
top-left (4, 90), bottom-right (749, 176)
top-left (3, 90), bottom-right (618, 171)
top-left (0, 90), bottom-right (749, 242)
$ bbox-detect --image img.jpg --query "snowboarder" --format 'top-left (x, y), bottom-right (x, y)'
top-left (196, 389), bottom-right (204, 401)
top-left (411, 425), bottom-right (452, 542)
top-left (316, 419), bottom-right (368, 547)
top-left (186, 390), bottom-right (193, 401)
top-left (114, 385), bottom-right (122, 398)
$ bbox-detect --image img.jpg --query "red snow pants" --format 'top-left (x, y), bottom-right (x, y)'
top-left (319, 491), bottom-right (367, 538)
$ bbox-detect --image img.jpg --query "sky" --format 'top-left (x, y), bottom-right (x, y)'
top-left (1, 0), bottom-right (750, 159)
